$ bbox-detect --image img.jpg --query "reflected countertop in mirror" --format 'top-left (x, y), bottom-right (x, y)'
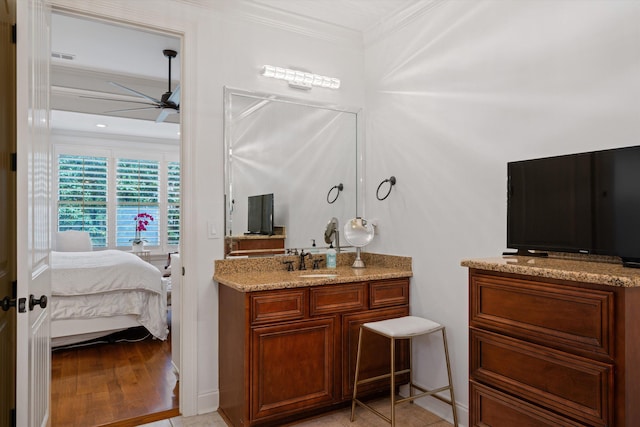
top-left (223, 87), bottom-right (362, 257)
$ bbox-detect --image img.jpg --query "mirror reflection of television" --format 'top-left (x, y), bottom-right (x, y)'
top-left (507, 145), bottom-right (640, 267)
top-left (247, 193), bottom-right (274, 235)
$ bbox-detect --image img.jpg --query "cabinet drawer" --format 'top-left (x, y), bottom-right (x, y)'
top-left (369, 279), bottom-right (409, 309)
top-left (470, 381), bottom-right (584, 427)
top-left (470, 273), bottom-right (614, 358)
top-left (470, 328), bottom-right (613, 427)
top-left (251, 289), bottom-right (307, 325)
top-left (310, 283), bottom-right (366, 316)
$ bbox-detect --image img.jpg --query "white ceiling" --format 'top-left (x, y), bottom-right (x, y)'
top-left (51, 13), bottom-right (181, 81)
top-left (51, 12), bottom-right (182, 136)
top-left (50, 1), bottom-right (419, 139)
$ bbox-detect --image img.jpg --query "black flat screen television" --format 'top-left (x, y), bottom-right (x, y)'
top-left (507, 145), bottom-right (640, 267)
top-left (247, 193), bottom-right (274, 235)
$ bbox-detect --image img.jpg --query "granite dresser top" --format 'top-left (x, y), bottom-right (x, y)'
top-left (214, 252), bottom-right (412, 292)
top-left (461, 254), bottom-right (640, 288)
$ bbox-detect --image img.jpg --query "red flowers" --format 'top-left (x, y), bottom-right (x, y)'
top-left (135, 212), bottom-right (154, 232)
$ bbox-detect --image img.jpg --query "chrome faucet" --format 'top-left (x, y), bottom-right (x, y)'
top-left (299, 249), bottom-right (312, 270)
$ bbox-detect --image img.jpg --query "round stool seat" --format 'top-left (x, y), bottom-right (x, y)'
top-left (363, 315), bottom-right (442, 338)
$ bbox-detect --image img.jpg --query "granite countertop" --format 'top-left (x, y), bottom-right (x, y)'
top-left (461, 255), bottom-right (640, 287)
top-left (214, 252), bottom-right (412, 292)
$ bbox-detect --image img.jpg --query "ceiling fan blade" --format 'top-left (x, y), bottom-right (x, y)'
top-left (109, 81), bottom-right (162, 104)
top-left (155, 108), bottom-right (177, 123)
top-left (105, 106), bottom-right (160, 114)
top-left (167, 85), bottom-right (180, 106)
top-left (79, 95), bottom-right (159, 106)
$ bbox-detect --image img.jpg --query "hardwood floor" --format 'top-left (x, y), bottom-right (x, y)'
top-left (51, 327), bottom-right (179, 427)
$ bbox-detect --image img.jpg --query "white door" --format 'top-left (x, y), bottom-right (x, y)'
top-left (15, 0), bottom-right (52, 426)
top-left (0, 1), bottom-right (17, 426)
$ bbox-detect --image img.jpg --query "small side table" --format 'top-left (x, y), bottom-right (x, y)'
top-left (130, 250), bottom-right (151, 263)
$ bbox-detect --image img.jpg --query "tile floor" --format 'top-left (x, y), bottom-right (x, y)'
top-left (139, 397), bottom-right (454, 427)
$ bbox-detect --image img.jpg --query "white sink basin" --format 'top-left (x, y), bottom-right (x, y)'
top-left (299, 274), bottom-right (338, 278)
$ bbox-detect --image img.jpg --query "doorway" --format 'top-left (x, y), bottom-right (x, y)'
top-left (50, 11), bottom-right (183, 425)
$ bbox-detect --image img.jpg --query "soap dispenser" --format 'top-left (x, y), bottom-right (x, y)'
top-left (326, 244), bottom-right (337, 269)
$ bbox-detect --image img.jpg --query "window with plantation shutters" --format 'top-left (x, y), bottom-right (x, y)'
top-left (116, 159), bottom-right (160, 247)
top-left (57, 155), bottom-right (108, 247)
top-left (167, 161), bottom-right (180, 246)
top-left (55, 150), bottom-right (180, 253)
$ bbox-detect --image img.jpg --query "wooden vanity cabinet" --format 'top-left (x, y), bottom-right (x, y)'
top-left (219, 278), bottom-right (410, 427)
top-left (468, 268), bottom-right (640, 427)
top-left (224, 226), bottom-right (286, 257)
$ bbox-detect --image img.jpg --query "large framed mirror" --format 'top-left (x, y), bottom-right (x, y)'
top-left (223, 87), bottom-right (362, 257)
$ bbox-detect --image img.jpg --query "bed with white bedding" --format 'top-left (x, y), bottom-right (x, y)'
top-left (51, 249), bottom-right (169, 347)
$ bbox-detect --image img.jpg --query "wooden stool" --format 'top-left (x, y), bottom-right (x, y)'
top-left (350, 315), bottom-right (458, 426)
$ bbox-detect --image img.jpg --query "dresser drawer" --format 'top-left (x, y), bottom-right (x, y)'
top-left (471, 381), bottom-right (585, 427)
top-left (310, 283), bottom-right (366, 316)
top-left (470, 328), bottom-right (613, 427)
top-left (369, 279), bottom-right (409, 309)
top-left (251, 289), bottom-right (307, 325)
top-left (470, 273), bottom-right (614, 358)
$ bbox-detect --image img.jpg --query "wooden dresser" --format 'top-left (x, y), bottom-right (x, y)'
top-left (462, 256), bottom-right (640, 427)
top-left (215, 253), bottom-right (412, 427)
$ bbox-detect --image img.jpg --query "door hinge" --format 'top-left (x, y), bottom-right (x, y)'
top-left (11, 153), bottom-right (16, 172)
top-left (182, 266), bottom-right (185, 276)
top-left (11, 24), bottom-right (16, 44)
top-left (11, 408), bottom-right (16, 427)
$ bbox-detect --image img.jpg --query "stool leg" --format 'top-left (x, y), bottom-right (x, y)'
top-left (350, 327), bottom-right (364, 422)
top-left (408, 337), bottom-right (413, 403)
top-left (390, 336), bottom-right (396, 427)
top-left (442, 328), bottom-right (458, 427)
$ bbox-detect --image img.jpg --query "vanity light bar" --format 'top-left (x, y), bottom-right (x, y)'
top-left (261, 65), bottom-right (341, 90)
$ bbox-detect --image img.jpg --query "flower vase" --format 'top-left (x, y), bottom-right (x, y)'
top-left (132, 240), bottom-right (145, 252)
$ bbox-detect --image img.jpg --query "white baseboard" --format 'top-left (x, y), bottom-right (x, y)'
top-left (197, 389), bottom-right (220, 415)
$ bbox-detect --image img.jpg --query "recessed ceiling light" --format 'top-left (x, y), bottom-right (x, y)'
top-left (96, 123), bottom-right (107, 128)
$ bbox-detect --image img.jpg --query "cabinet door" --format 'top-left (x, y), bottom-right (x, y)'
top-left (251, 317), bottom-right (337, 421)
top-left (342, 306), bottom-right (409, 400)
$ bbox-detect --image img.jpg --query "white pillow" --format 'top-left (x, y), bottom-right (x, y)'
top-left (55, 231), bottom-right (93, 252)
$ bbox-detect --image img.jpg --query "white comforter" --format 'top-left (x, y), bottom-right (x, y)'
top-left (51, 250), bottom-right (168, 340)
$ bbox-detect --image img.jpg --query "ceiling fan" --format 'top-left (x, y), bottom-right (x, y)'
top-left (87, 49), bottom-right (180, 123)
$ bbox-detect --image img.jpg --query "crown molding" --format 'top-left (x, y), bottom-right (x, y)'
top-left (177, 0), bottom-right (364, 48)
top-left (363, 0), bottom-right (446, 48)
